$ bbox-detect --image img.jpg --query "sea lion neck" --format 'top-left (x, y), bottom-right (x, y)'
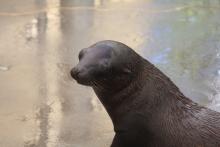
top-left (92, 57), bottom-right (147, 121)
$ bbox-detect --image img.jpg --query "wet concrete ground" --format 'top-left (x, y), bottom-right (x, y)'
top-left (0, 0), bottom-right (220, 147)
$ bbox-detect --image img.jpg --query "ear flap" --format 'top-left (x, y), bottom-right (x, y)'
top-left (100, 59), bottom-right (110, 68)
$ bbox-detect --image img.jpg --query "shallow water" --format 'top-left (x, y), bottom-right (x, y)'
top-left (0, 0), bottom-right (220, 146)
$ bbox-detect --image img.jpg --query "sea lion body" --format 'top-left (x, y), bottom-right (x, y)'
top-left (71, 40), bottom-right (220, 147)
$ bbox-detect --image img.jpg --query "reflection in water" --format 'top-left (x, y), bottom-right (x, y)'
top-left (0, 0), bottom-right (220, 147)
top-left (34, 0), bottom-right (63, 147)
top-left (44, 1), bottom-right (62, 146)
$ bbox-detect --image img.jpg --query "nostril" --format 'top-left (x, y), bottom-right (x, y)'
top-left (70, 68), bottom-right (80, 79)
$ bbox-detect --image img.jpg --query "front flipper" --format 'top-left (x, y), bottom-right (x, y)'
top-left (111, 113), bottom-right (151, 147)
top-left (110, 131), bottom-right (140, 147)
top-left (111, 134), bottom-right (123, 147)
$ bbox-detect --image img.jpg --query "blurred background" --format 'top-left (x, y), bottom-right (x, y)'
top-left (0, 0), bottom-right (220, 146)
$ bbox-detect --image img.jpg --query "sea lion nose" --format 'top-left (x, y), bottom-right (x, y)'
top-left (70, 67), bottom-right (80, 80)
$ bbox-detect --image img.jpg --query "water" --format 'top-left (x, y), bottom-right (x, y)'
top-left (0, 0), bottom-right (220, 146)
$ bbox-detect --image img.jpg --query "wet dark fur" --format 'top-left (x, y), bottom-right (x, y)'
top-left (71, 40), bottom-right (220, 147)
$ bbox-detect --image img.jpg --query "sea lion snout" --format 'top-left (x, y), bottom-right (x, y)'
top-left (70, 67), bottom-right (80, 80)
top-left (70, 65), bottom-right (91, 85)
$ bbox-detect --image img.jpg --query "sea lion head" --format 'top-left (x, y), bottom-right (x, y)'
top-left (71, 40), bottom-right (141, 90)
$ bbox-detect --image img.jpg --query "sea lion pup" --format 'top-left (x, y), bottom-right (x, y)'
top-left (70, 40), bottom-right (220, 147)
